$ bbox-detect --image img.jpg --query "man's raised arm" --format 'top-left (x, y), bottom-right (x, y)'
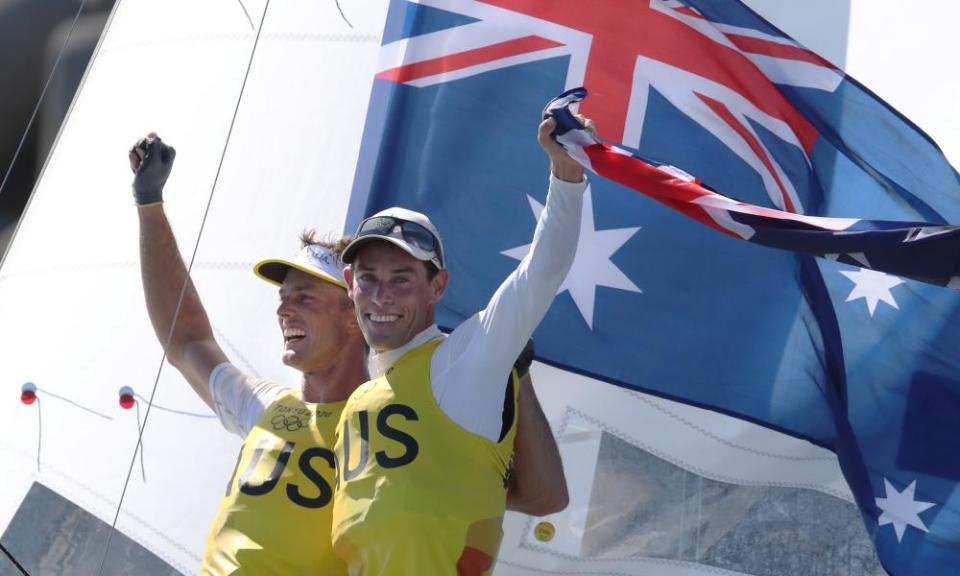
top-left (433, 114), bottom-right (591, 441)
top-left (131, 134), bottom-right (227, 410)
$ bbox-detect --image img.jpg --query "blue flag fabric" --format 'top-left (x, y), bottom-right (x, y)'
top-left (346, 1), bottom-right (960, 573)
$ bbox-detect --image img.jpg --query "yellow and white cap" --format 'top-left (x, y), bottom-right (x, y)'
top-left (254, 245), bottom-right (347, 289)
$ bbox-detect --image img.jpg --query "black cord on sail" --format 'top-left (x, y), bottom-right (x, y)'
top-left (236, 0), bottom-right (255, 30)
top-left (334, 0), bottom-right (353, 28)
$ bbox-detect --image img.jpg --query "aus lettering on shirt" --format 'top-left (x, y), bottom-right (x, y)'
top-left (224, 403), bottom-right (421, 507)
top-left (226, 439), bottom-right (336, 509)
top-left (336, 404), bottom-right (420, 487)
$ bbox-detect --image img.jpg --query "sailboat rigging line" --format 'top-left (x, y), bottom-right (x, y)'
top-left (35, 388), bottom-right (113, 420)
top-left (0, 0), bottom-right (89, 214)
top-left (0, 540), bottom-right (30, 576)
top-left (334, 0), bottom-right (354, 28)
top-left (133, 393), bottom-right (218, 418)
top-left (236, 0), bottom-right (255, 30)
top-left (96, 2), bottom-right (273, 574)
top-left (35, 398), bottom-right (42, 474)
top-left (135, 402), bottom-right (146, 483)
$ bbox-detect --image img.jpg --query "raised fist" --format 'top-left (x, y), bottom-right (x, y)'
top-left (129, 132), bottom-right (176, 205)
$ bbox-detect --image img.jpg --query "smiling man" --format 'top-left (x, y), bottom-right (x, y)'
top-left (332, 115), bottom-right (588, 575)
top-left (130, 133), bottom-right (367, 575)
top-left (129, 132), bottom-right (567, 576)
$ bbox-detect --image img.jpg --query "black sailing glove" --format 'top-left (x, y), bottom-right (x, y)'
top-left (130, 136), bottom-right (176, 206)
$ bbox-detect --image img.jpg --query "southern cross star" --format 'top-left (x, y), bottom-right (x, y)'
top-left (875, 478), bottom-right (936, 542)
top-left (502, 186), bottom-right (641, 329)
top-left (839, 266), bottom-right (905, 317)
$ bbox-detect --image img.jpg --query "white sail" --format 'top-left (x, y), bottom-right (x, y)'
top-left (0, 0), bottom-right (388, 572)
top-left (0, 1), bottom-right (955, 574)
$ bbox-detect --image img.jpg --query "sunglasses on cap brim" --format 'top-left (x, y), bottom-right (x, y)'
top-left (355, 216), bottom-right (444, 268)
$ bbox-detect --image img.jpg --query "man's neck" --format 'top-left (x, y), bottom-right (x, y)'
top-left (370, 324), bottom-right (444, 377)
top-left (300, 348), bottom-right (369, 404)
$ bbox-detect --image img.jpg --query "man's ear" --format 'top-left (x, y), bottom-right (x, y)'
top-left (343, 266), bottom-right (354, 299)
top-left (430, 269), bottom-right (449, 303)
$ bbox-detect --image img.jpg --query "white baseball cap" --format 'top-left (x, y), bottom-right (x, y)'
top-left (254, 244), bottom-right (347, 289)
top-left (341, 207), bottom-right (445, 270)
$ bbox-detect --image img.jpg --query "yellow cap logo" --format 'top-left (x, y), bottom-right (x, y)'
top-left (533, 521), bottom-right (555, 542)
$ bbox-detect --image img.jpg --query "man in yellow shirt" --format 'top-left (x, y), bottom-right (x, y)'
top-left (333, 114), bottom-right (588, 574)
top-left (129, 133), bottom-right (568, 575)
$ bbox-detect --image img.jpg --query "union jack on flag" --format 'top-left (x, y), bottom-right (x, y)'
top-left (348, 1), bottom-right (960, 574)
top-left (375, 0), bottom-right (844, 215)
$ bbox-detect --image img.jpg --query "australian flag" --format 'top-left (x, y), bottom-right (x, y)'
top-left (345, 1), bottom-right (960, 574)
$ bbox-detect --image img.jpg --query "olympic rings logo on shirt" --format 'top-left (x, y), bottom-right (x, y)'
top-left (271, 414), bottom-right (307, 432)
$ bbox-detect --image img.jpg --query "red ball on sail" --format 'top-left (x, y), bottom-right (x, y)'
top-left (119, 386), bottom-right (135, 410)
top-left (20, 382), bottom-right (37, 405)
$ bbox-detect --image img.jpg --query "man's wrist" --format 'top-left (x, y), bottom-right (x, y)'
top-left (550, 160), bottom-right (585, 183)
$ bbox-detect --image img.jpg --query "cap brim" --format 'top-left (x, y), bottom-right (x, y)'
top-left (253, 258), bottom-right (348, 289)
top-left (341, 235), bottom-right (441, 268)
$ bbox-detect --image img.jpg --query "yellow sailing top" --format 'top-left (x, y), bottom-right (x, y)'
top-left (203, 390), bottom-right (347, 575)
top-left (332, 339), bottom-right (520, 576)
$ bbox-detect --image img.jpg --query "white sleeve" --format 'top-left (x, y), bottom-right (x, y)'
top-left (208, 363), bottom-right (286, 437)
top-left (432, 175), bottom-right (585, 440)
